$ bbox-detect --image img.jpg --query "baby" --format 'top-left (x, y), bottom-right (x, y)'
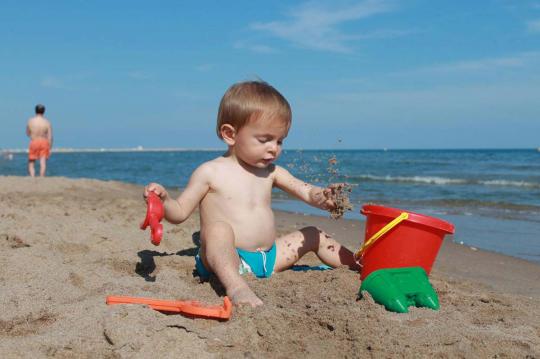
top-left (144, 81), bottom-right (359, 307)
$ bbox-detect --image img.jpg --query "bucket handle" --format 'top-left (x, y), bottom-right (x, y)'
top-left (355, 212), bottom-right (409, 260)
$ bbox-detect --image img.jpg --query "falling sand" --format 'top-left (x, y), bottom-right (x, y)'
top-left (326, 155), bottom-right (353, 219)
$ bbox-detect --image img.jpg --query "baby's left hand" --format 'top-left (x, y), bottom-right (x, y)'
top-left (324, 183), bottom-right (348, 209)
top-left (311, 184), bottom-right (341, 210)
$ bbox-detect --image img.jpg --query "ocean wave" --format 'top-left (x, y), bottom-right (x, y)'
top-left (481, 179), bottom-right (540, 188)
top-left (351, 174), bottom-right (540, 188)
top-left (351, 174), bottom-right (467, 185)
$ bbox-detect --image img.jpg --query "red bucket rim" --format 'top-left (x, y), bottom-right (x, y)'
top-left (361, 204), bottom-right (455, 234)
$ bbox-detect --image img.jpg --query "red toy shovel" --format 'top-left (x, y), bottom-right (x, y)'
top-left (140, 192), bottom-right (164, 245)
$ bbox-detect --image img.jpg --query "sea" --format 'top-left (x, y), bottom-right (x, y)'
top-left (1, 148), bottom-right (539, 263)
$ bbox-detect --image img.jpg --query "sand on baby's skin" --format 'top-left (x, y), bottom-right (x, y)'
top-left (1, 176), bottom-right (539, 358)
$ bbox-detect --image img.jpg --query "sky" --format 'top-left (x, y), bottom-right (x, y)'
top-left (1, 0), bottom-right (539, 150)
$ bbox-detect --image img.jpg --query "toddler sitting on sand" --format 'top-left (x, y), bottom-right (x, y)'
top-left (144, 80), bottom-right (359, 307)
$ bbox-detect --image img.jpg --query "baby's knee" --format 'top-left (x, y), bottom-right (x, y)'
top-left (298, 226), bottom-right (329, 250)
top-left (300, 226), bottom-right (331, 240)
top-left (305, 225), bottom-right (337, 246)
top-left (300, 226), bottom-right (320, 238)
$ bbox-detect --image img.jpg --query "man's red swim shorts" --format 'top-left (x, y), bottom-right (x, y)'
top-left (28, 138), bottom-right (51, 160)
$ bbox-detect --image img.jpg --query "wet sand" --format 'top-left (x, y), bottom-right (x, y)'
top-left (1, 176), bottom-right (539, 358)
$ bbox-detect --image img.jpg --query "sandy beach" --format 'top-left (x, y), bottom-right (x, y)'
top-left (1, 176), bottom-right (539, 358)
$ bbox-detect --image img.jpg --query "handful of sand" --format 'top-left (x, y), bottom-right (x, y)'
top-left (327, 183), bottom-right (353, 219)
top-left (325, 155), bottom-right (353, 219)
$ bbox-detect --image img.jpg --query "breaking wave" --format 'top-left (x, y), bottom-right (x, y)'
top-left (350, 174), bottom-right (540, 188)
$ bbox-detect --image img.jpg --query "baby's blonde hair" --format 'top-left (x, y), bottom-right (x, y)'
top-left (216, 81), bottom-right (292, 139)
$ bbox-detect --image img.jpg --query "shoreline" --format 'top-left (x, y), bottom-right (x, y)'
top-left (1, 176), bottom-right (539, 357)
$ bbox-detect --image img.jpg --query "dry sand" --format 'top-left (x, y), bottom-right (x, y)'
top-left (1, 176), bottom-right (539, 358)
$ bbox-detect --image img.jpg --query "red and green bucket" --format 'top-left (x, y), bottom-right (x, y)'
top-left (357, 205), bottom-right (455, 313)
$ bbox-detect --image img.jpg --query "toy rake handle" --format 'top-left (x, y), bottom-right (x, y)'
top-left (106, 295), bottom-right (232, 320)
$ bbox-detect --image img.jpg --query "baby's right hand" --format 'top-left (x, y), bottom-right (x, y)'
top-left (144, 183), bottom-right (169, 201)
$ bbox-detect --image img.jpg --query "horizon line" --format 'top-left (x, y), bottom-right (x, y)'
top-left (2, 146), bottom-right (539, 153)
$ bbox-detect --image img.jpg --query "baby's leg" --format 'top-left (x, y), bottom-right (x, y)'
top-left (274, 226), bottom-right (360, 272)
top-left (200, 221), bottom-right (263, 307)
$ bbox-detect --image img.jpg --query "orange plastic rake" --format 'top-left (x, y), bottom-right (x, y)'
top-left (106, 295), bottom-right (232, 320)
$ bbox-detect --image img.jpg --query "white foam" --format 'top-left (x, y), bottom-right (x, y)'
top-left (357, 174), bottom-right (467, 185)
top-left (356, 174), bottom-right (539, 188)
top-left (481, 179), bottom-right (540, 188)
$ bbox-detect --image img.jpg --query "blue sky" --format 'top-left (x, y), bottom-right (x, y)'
top-left (1, 0), bottom-right (539, 149)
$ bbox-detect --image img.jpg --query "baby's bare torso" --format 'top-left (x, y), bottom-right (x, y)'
top-left (27, 116), bottom-right (51, 140)
top-left (200, 157), bottom-right (276, 251)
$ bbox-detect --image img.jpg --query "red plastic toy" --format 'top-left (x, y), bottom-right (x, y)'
top-left (140, 192), bottom-right (164, 246)
top-left (106, 295), bottom-right (232, 320)
top-left (359, 204), bottom-right (455, 280)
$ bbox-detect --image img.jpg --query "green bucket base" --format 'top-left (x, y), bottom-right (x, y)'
top-left (359, 267), bottom-right (439, 313)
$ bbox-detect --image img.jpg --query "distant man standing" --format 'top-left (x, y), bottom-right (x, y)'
top-left (26, 104), bottom-right (53, 177)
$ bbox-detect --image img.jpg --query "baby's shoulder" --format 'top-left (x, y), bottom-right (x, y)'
top-left (268, 164), bottom-right (286, 177)
top-left (200, 157), bottom-right (228, 171)
top-left (193, 157), bottom-right (228, 178)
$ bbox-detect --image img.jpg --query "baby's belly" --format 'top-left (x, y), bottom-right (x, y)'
top-left (201, 206), bottom-right (276, 251)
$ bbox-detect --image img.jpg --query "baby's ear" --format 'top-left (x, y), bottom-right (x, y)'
top-left (220, 124), bottom-right (236, 145)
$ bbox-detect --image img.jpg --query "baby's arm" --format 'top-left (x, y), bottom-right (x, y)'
top-left (273, 165), bottom-right (335, 210)
top-left (144, 163), bottom-right (212, 224)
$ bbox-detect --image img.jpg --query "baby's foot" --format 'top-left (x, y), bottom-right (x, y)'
top-left (228, 286), bottom-right (263, 307)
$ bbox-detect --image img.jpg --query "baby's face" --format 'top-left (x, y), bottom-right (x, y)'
top-left (234, 117), bottom-right (289, 169)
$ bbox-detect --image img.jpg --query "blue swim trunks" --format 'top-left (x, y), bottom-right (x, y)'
top-left (195, 243), bottom-right (277, 279)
